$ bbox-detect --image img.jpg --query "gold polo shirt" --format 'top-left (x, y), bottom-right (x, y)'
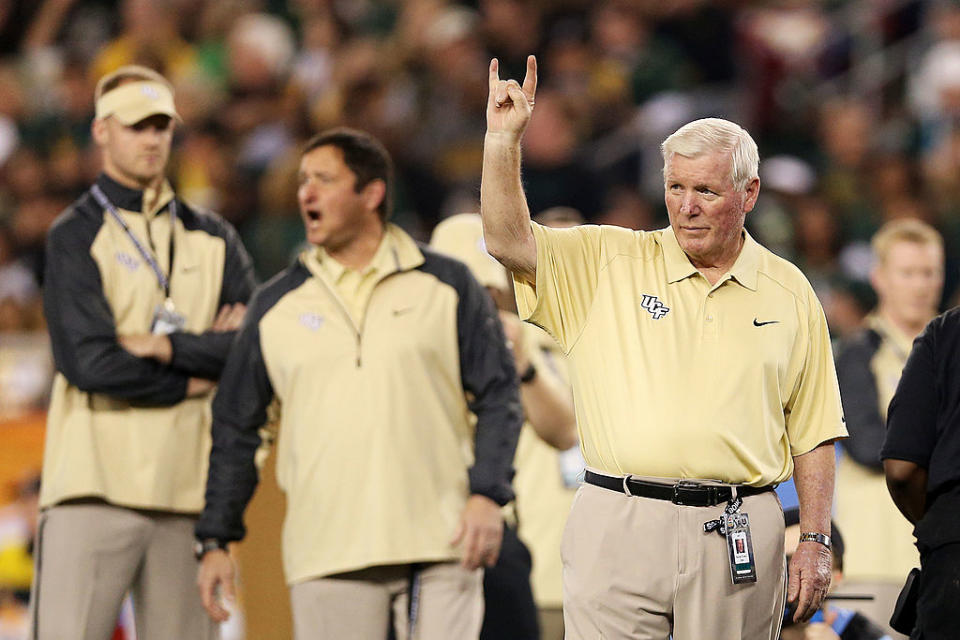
top-left (514, 223), bottom-right (846, 486)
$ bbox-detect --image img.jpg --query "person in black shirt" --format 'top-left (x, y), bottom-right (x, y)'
top-left (882, 307), bottom-right (960, 640)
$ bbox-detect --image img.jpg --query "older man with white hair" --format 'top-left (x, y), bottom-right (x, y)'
top-left (479, 55), bottom-right (847, 640)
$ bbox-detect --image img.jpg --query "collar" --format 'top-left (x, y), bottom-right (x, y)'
top-left (303, 223), bottom-right (425, 281)
top-left (660, 225), bottom-right (760, 291)
top-left (95, 173), bottom-right (175, 218)
top-left (866, 313), bottom-right (915, 357)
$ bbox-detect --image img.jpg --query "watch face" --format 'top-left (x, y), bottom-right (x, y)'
top-left (194, 539), bottom-right (222, 560)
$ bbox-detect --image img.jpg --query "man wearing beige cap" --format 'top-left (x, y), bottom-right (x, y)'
top-left (430, 213), bottom-right (579, 640)
top-left (30, 65), bottom-right (255, 640)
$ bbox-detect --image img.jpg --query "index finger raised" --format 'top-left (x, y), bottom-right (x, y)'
top-left (521, 55), bottom-right (537, 101)
top-left (488, 58), bottom-right (500, 91)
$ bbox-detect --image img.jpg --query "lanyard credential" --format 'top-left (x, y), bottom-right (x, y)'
top-left (91, 183), bottom-right (177, 297)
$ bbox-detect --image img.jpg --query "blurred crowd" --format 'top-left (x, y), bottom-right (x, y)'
top-left (3, 0), bottom-right (960, 635)
top-left (1, 0), bottom-right (960, 336)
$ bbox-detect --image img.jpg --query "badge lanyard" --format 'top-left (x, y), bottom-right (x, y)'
top-left (91, 183), bottom-right (177, 303)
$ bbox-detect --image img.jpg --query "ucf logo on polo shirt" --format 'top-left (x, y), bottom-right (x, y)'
top-left (640, 294), bottom-right (670, 319)
top-left (513, 222), bottom-right (847, 487)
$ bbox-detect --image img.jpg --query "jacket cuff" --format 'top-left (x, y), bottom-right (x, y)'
top-left (468, 467), bottom-right (515, 506)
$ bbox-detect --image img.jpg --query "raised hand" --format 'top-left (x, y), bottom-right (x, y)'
top-left (486, 55), bottom-right (538, 141)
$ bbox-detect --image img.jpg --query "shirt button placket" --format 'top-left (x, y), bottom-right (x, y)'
top-left (704, 291), bottom-right (718, 339)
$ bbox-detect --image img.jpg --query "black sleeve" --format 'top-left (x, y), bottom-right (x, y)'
top-left (168, 216), bottom-right (257, 380)
top-left (451, 260), bottom-right (523, 506)
top-left (836, 331), bottom-right (885, 470)
top-left (218, 220), bottom-right (257, 305)
top-left (196, 268), bottom-right (300, 543)
top-left (882, 326), bottom-right (938, 467)
top-left (168, 331), bottom-right (235, 380)
top-left (43, 206), bottom-right (189, 405)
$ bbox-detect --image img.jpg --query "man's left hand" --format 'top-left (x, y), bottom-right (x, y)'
top-left (119, 334), bottom-right (172, 363)
top-left (787, 540), bottom-right (833, 622)
top-left (450, 494), bottom-right (503, 570)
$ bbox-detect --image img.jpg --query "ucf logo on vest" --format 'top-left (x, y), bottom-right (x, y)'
top-left (640, 294), bottom-right (670, 320)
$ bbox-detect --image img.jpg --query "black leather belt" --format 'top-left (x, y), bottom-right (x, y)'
top-left (584, 470), bottom-right (773, 507)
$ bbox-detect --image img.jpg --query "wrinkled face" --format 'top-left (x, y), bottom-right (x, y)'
top-left (873, 241), bottom-right (943, 328)
top-left (664, 151), bottom-right (758, 269)
top-left (297, 144), bottom-right (379, 250)
top-left (94, 114), bottom-right (173, 188)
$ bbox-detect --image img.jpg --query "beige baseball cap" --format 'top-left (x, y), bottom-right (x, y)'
top-left (94, 65), bottom-right (181, 125)
top-left (429, 213), bottom-right (509, 290)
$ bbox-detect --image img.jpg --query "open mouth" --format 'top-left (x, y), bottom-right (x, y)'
top-left (306, 210), bottom-right (321, 222)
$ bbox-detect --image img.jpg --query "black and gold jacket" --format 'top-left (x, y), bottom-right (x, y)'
top-left (40, 173), bottom-right (255, 513)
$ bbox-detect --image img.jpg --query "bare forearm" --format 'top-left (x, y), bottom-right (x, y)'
top-left (793, 442), bottom-right (836, 535)
top-left (884, 459), bottom-right (927, 524)
top-left (480, 133), bottom-right (537, 281)
top-left (520, 376), bottom-right (577, 450)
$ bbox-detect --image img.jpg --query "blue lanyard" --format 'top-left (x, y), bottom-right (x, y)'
top-left (91, 183), bottom-right (177, 297)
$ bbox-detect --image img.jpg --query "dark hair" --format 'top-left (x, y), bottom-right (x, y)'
top-left (303, 127), bottom-right (394, 221)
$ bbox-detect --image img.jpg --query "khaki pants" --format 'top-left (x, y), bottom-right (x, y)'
top-left (538, 606), bottom-right (564, 640)
top-left (290, 562), bottom-right (483, 640)
top-left (562, 481), bottom-right (786, 640)
top-left (29, 502), bottom-right (217, 640)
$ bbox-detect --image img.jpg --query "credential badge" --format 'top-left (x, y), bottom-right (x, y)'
top-left (640, 294), bottom-right (670, 320)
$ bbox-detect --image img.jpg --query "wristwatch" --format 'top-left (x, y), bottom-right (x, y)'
top-left (193, 538), bottom-right (228, 561)
top-left (798, 531), bottom-right (832, 549)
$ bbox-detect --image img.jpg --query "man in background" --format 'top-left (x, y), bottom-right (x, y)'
top-left (32, 64), bottom-right (255, 640)
top-left (195, 128), bottom-right (522, 640)
top-left (430, 211), bottom-right (580, 640)
top-left (835, 219), bottom-right (943, 628)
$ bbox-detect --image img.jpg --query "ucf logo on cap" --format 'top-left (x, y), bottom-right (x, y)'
top-left (94, 65), bottom-right (181, 126)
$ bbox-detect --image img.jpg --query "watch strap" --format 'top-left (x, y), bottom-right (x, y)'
top-left (194, 538), bottom-right (228, 561)
top-left (798, 531), bottom-right (832, 549)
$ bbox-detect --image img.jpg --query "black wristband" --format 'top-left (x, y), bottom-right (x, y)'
top-left (519, 363), bottom-right (537, 384)
top-left (193, 538), bottom-right (228, 561)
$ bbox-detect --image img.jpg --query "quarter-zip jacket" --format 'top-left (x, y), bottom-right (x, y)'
top-left (197, 224), bottom-right (522, 584)
top-left (40, 173), bottom-right (255, 513)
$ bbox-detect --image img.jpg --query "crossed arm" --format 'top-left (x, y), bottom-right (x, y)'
top-left (118, 302), bottom-right (247, 395)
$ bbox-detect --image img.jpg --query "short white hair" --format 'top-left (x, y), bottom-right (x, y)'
top-left (661, 118), bottom-right (759, 192)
